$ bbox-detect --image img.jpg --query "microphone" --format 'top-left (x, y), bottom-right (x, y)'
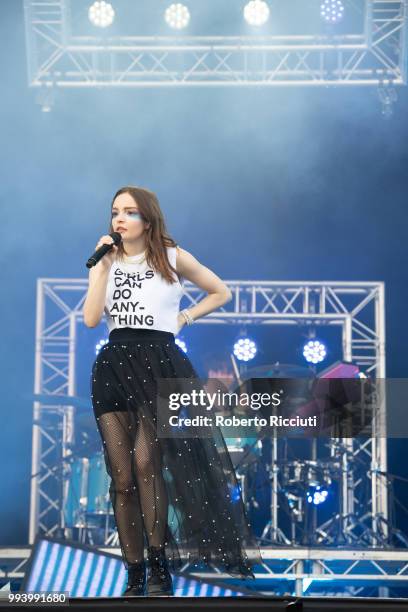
top-left (86, 232), bottom-right (122, 269)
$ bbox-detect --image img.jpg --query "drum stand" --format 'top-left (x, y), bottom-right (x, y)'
top-left (260, 438), bottom-right (341, 546)
top-left (313, 447), bottom-right (405, 547)
top-left (260, 430), bottom-right (292, 545)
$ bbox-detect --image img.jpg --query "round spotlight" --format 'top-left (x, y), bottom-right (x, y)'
top-left (307, 485), bottom-right (329, 505)
top-left (95, 338), bottom-right (109, 355)
top-left (88, 1), bottom-right (115, 28)
top-left (303, 340), bottom-right (327, 364)
top-left (233, 337), bottom-right (257, 362)
top-left (175, 338), bottom-right (188, 353)
top-left (164, 3), bottom-right (190, 30)
top-left (320, 0), bottom-right (344, 23)
top-left (228, 482), bottom-right (243, 503)
top-left (243, 0), bottom-right (270, 27)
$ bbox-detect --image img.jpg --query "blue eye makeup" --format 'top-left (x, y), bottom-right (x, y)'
top-left (111, 211), bottom-right (143, 220)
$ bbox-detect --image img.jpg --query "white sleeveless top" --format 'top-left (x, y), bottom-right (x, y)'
top-left (104, 246), bottom-right (184, 335)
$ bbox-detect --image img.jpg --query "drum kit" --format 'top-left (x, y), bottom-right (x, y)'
top-left (221, 361), bottom-right (377, 546)
top-left (223, 431), bottom-right (344, 545)
top-left (33, 360), bottom-right (376, 548)
top-left (61, 447), bottom-right (183, 545)
top-left (59, 410), bottom-right (116, 545)
top-left (63, 453), bottom-right (112, 528)
top-left (276, 454), bottom-right (343, 545)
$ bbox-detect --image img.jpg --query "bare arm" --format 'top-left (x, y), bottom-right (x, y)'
top-left (176, 247), bottom-right (232, 327)
top-left (83, 235), bottom-right (118, 328)
top-left (83, 266), bottom-right (110, 328)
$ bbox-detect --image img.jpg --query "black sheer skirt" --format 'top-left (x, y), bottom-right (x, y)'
top-left (90, 327), bottom-right (262, 578)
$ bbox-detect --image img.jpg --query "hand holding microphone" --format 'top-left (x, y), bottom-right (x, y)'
top-left (86, 231), bottom-right (122, 269)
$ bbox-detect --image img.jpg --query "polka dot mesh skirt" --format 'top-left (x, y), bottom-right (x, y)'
top-left (90, 327), bottom-right (262, 578)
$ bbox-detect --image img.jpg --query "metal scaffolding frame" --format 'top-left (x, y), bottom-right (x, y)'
top-left (3, 545), bottom-right (408, 597)
top-left (29, 278), bottom-right (387, 554)
top-left (23, 1), bottom-right (408, 89)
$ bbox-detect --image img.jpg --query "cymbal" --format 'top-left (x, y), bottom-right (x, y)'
top-left (243, 363), bottom-right (315, 379)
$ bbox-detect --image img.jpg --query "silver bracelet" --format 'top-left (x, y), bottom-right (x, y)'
top-left (181, 309), bottom-right (194, 325)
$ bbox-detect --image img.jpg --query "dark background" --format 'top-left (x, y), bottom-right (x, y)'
top-left (1, 0), bottom-right (407, 544)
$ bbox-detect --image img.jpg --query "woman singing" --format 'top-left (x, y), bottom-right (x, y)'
top-left (83, 186), bottom-right (261, 596)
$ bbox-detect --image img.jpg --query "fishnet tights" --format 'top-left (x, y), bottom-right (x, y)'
top-left (97, 410), bottom-right (168, 564)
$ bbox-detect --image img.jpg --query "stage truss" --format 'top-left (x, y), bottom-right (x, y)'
top-left (23, 1), bottom-right (408, 91)
top-left (27, 277), bottom-right (391, 593)
top-left (2, 546), bottom-right (408, 597)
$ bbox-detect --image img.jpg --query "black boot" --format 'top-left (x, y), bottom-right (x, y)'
top-left (123, 560), bottom-right (147, 596)
top-left (146, 545), bottom-right (173, 596)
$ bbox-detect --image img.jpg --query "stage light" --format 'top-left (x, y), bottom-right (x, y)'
top-left (88, 1), bottom-right (115, 28)
top-left (95, 338), bottom-right (108, 355)
top-left (320, 0), bottom-right (344, 24)
top-left (233, 337), bottom-right (257, 362)
top-left (243, 1), bottom-right (270, 27)
top-left (228, 482), bottom-right (242, 503)
top-left (164, 3), bottom-right (190, 30)
top-left (303, 339), bottom-right (327, 364)
top-left (307, 485), bottom-right (329, 505)
top-left (175, 338), bottom-right (187, 353)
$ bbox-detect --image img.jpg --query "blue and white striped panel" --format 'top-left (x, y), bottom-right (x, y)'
top-left (173, 576), bottom-right (245, 597)
top-left (25, 539), bottom-right (246, 598)
top-left (24, 540), bottom-right (126, 597)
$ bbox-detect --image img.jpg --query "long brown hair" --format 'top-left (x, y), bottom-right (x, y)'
top-left (109, 186), bottom-right (179, 284)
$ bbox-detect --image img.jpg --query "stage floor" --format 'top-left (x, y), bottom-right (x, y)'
top-left (2, 594), bottom-right (408, 611)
